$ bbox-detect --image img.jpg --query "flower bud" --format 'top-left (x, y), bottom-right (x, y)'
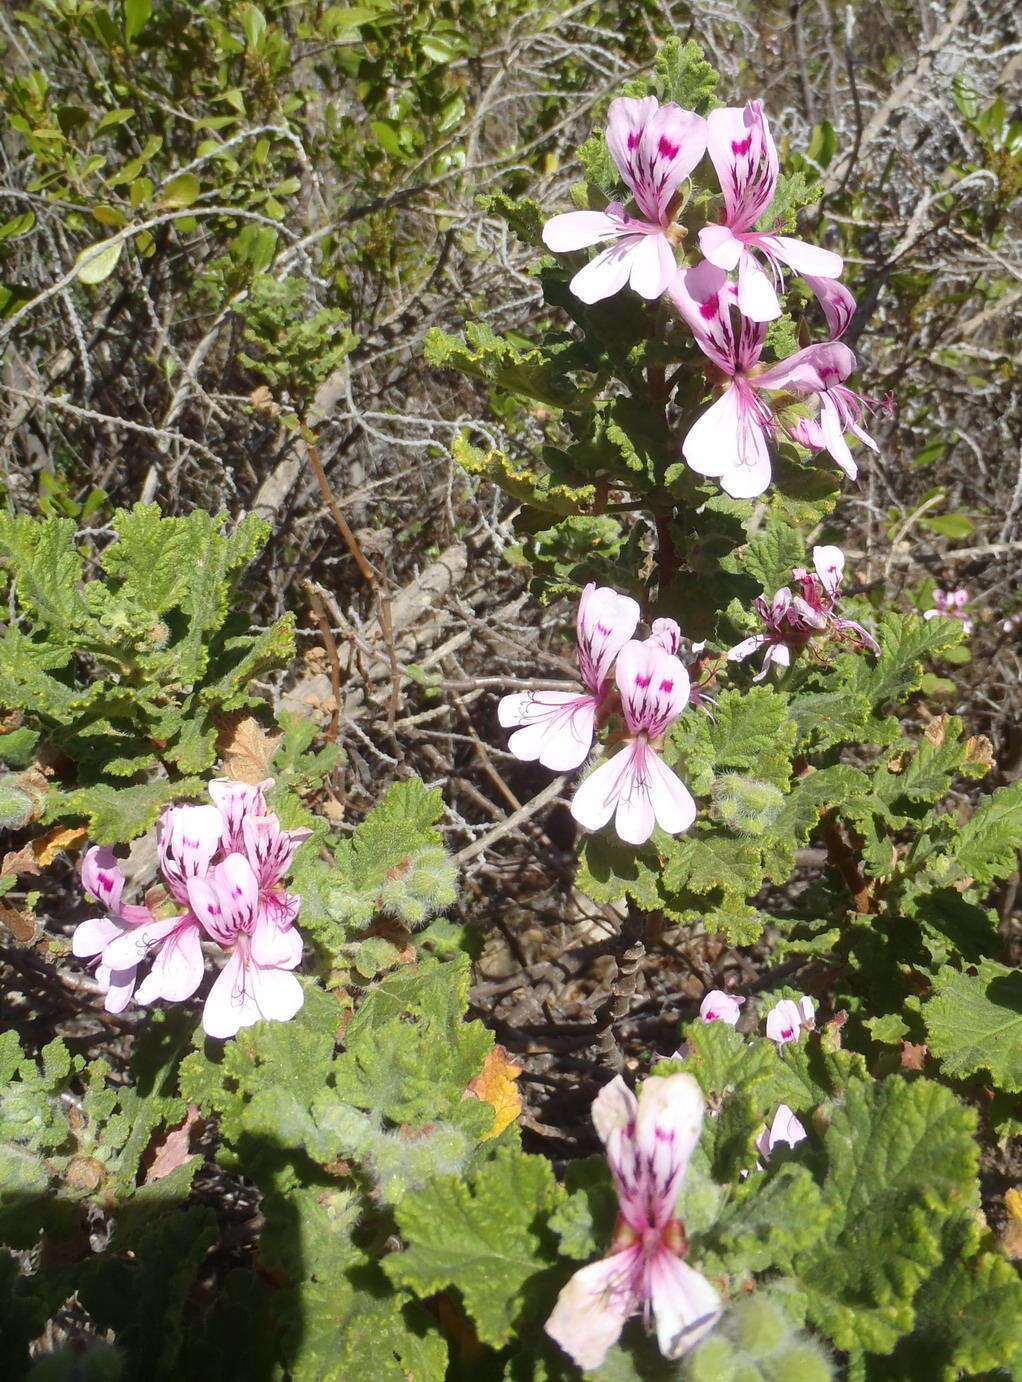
top-left (710, 774), bottom-right (785, 837)
top-left (0, 774), bottom-right (38, 829)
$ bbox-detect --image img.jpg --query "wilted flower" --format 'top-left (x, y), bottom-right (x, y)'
top-left (498, 583), bottom-right (640, 771)
top-left (543, 96), bottom-right (706, 304)
top-left (545, 1074), bottom-right (722, 1370)
top-left (698, 101), bottom-right (844, 323)
top-left (764, 996), bottom-right (815, 1046)
top-left (699, 990), bottom-right (745, 1026)
top-left (571, 639), bottom-right (696, 845)
top-left (727, 546), bottom-right (878, 678)
top-left (73, 780), bottom-right (309, 1039)
top-left (755, 1103), bottom-right (808, 1162)
top-left (924, 587), bottom-right (972, 636)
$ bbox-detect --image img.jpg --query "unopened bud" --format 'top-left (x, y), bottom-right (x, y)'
top-left (64, 1155), bottom-right (106, 1195)
top-left (710, 774), bottom-right (785, 837)
top-left (0, 773), bottom-right (34, 823)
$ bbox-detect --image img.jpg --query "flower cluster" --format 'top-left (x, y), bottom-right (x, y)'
top-left (543, 96), bottom-right (890, 499)
top-left (73, 779), bottom-right (309, 1039)
top-left (545, 1073), bottom-right (722, 1370)
top-left (727, 544), bottom-right (879, 678)
top-left (499, 584), bottom-right (700, 845)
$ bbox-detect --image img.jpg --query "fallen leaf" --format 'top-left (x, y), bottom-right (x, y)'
top-left (145, 1104), bottom-right (202, 1183)
top-left (463, 1045), bottom-right (523, 1141)
top-left (0, 842), bottom-right (39, 880)
top-left (33, 825), bottom-right (88, 868)
top-left (900, 1042), bottom-right (928, 1071)
top-left (0, 904), bottom-right (37, 945)
top-left (215, 713), bottom-right (282, 784)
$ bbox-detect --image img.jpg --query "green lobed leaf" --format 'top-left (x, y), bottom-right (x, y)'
top-left (384, 1143), bottom-right (566, 1347)
top-left (921, 960), bottom-right (1022, 1091)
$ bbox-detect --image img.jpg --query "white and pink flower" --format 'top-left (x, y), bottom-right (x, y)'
top-left (755, 1103), bottom-right (808, 1162)
top-left (543, 96), bottom-right (706, 304)
top-left (698, 990), bottom-right (745, 1026)
top-left (670, 265), bottom-right (879, 498)
top-left (571, 639), bottom-right (696, 845)
top-left (698, 101), bottom-right (844, 323)
top-left (545, 1074), bottom-right (722, 1369)
top-left (498, 583), bottom-right (640, 772)
top-left (72, 779), bottom-right (309, 1039)
top-left (764, 996), bottom-right (815, 1046)
top-left (924, 586), bottom-right (972, 636)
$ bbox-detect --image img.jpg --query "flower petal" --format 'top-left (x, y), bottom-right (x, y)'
top-left (577, 583), bottom-right (642, 692)
top-left (644, 750), bottom-right (697, 838)
top-left (606, 96), bottom-right (706, 223)
top-left (627, 231), bottom-right (678, 299)
top-left (736, 247), bottom-right (782, 322)
top-left (705, 101), bottom-right (778, 230)
top-left (634, 1073), bottom-right (706, 1225)
top-left (569, 239), bottom-right (638, 304)
top-left (615, 640), bottom-right (690, 738)
top-left (648, 1250), bottom-right (723, 1359)
top-left (542, 209), bottom-right (625, 252)
top-left (135, 922), bottom-right (205, 1004)
top-left (501, 691), bottom-right (598, 772)
top-left (545, 1250), bottom-right (641, 1372)
top-left (769, 234), bottom-right (843, 279)
top-left (570, 746), bottom-right (634, 834)
top-left (80, 846), bottom-right (125, 914)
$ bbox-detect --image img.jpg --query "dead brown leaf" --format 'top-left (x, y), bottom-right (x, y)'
top-left (924, 714), bottom-right (949, 748)
top-left (463, 1045), bottom-right (523, 1141)
top-left (965, 734), bottom-right (996, 771)
top-left (145, 1104), bottom-right (202, 1183)
top-left (900, 1042), bottom-right (928, 1071)
top-left (0, 904), bottom-right (37, 945)
top-left (34, 825), bottom-right (88, 868)
top-left (215, 713), bottom-right (282, 784)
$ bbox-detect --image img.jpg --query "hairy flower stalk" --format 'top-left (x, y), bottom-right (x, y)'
top-left (543, 96), bottom-right (706, 304)
top-left (546, 1073), bottom-right (722, 1369)
top-left (74, 779), bottom-right (309, 1038)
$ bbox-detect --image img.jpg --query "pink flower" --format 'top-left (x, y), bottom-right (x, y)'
top-left (571, 640), bottom-right (696, 845)
top-left (755, 1103), bottom-right (808, 1162)
top-left (698, 990), bottom-right (744, 1026)
top-left (764, 996), bottom-right (815, 1046)
top-left (670, 266), bottom-right (878, 497)
top-left (924, 587), bottom-right (972, 636)
top-left (727, 545), bottom-right (878, 678)
top-left (72, 846), bottom-right (155, 1013)
top-left (498, 584), bottom-right (640, 771)
top-left (545, 1074), bottom-right (722, 1370)
top-left (543, 96), bottom-right (706, 304)
top-left (698, 102), bottom-right (844, 323)
top-left (646, 617), bottom-right (682, 655)
top-left (72, 780), bottom-right (309, 1039)
top-left (187, 851), bottom-right (304, 1040)
top-left (780, 343), bottom-right (890, 481)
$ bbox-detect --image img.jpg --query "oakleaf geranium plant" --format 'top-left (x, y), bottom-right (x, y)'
top-left (32, 37), bottom-right (1022, 1382)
